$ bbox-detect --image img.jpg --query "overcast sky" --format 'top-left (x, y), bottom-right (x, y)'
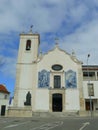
top-left (0, 0), bottom-right (98, 95)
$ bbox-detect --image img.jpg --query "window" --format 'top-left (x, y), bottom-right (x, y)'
top-left (89, 72), bottom-right (95, 77)
top-left (83, 71), bottom-right (95, 77)
top-left (4, 95), bottom-right (7, 99)
top-left (54, 75), bottom-right (61, 88)
top-left (83, 71), bottom-right (95, 80)
top-left (52, 64), bottom-right (63, 71)
top-left (26, 40), bottom-right (31, 50)
top-left (83, 72), bottom-right (88, 77)
top-left (88, 83), bottom-right (94, 96)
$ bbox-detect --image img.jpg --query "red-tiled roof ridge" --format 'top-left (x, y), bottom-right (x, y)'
top-left (0, 84), bottom-right (10, 94)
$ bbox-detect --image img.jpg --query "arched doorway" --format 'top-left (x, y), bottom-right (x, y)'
top-left (52, 93), bottom-right (62, 112)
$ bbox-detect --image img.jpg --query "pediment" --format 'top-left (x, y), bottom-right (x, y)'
top-left (37, 46), bottom-right (82, 64)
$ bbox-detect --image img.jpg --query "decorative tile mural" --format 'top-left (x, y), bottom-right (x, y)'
top-left (65, 70), bottom-right (77, 88)
top-left (38, 69), bottom-right (50, 88)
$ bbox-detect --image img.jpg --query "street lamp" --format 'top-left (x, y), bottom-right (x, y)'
top-left (87, 54), bottom-right (92, 117)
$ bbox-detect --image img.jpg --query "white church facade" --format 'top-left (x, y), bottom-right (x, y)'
top-left (7, 29), bottom-right (98, 117)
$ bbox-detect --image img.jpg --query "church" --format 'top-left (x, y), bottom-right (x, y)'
top-left (7, 28), bottom-right (98, 117)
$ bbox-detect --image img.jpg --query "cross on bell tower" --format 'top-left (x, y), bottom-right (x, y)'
top-left (29, 25), bottom-right (33, 33)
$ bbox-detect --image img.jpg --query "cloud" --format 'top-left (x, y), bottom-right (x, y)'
top-left (0, 39), bottom-right (18, 78)
top-left (0, 54), bottom-right (17, 77)
top-left (0, 0), bottom-right (78, 33)
top-left (60, 18), bottom-right (98, 64)
top-left (1, 0), bottom-right (98, 94)
top-left (0, 0), bottom-right (98, 80)
top-left (0, 0), bottom-right (98, 34)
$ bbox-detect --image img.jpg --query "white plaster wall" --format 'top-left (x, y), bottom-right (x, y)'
top-left (94, 100), bottom-right (98, 110)
top-left (14, 64), bottom-right (34, 107)
top-left (13, 33), bottom-right (39, 107)
top-left (94, 81), bottom-right (98, 98)
top-left (0, 93), bottom-right (5, 99)
top-left (14, 41), bottom-right (83, 111)
top-left (38, 47), bottom-right (78, 71)
top-left (18, 65), bottom-right (33, 89)
top-left (18, 34), bottom-right (39, 63)
top-left (35, 89), bottom-right (49, 111)
top-left (0, 99), bottom-right (9, 109)
top-left (35, 47), bottom-right (82, 111)
top-left (18, 91), bottom-right (25, 107)
top-left (37, 47), bottom-right (80, 89)
top-left (66, 89), bottom-right (80, 110)
top-left (0, 93), bottom-right (10, 115)
top-left (0, 93), bottom-right (10, 101)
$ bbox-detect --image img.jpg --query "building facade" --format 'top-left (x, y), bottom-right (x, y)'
top-left (82, 65), bottom-right (98, 115)
top-left (0, 84), bottom-right (10, 116)
top-left (7, 30), bottom-right (98, 117)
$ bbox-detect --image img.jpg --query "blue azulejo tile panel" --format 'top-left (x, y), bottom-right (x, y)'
top-left (65, 70), bottom-right (77, 88)
top-left (38, 69), bottom-right (50, 88)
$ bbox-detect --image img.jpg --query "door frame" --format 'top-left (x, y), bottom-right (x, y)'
top-left (52, 93), bottom-right (62, 112)
top-left (49, 89), bottom-right (65, 112)
top-left (85, 100), bottom-right (93, 111)
top-left (1, 105), bottom-right (6, 116)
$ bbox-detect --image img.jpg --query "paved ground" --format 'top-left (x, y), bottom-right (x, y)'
top-left (0, 116), bottom-right (98, 130)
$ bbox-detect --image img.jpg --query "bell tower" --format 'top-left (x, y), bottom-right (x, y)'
top-left (18, 28), bottom-right (40, 63)
top-left (13, 28), bottom-right (40, 107)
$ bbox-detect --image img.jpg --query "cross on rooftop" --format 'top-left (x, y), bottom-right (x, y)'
top-left (55, 38), bottom-right (59, 47)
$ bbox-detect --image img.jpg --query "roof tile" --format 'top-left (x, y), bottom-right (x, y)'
top-left (0, 84), bottom-right (10, 94)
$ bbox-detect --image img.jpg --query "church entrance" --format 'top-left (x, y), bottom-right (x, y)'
top-left (52, 93), bottom-right (62, 112)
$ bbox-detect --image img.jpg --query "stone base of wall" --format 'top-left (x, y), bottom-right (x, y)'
top-left (79, 110), bottom-right (95, 117)
top-left (79, 110), bottom-right (88, 117)
top-left (32, 111), bottom-right (79, 117)
top-left (7, 108), bottom-right (98, 117)
top-left (7, 106), bottom-right (32, 117)
top-left (94, 111), bottom-right (98, 116)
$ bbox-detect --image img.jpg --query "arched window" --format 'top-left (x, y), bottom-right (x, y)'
top-left (26, 40), bottom-right (31, 50)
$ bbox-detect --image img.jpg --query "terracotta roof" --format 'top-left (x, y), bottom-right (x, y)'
top-left (82, 65), bottom-right (98, 70)
top-left (0, 84), bottom-right (10, 94)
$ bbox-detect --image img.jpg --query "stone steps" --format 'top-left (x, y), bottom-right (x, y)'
top-left (32, 111), bottom-right (79, 117)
